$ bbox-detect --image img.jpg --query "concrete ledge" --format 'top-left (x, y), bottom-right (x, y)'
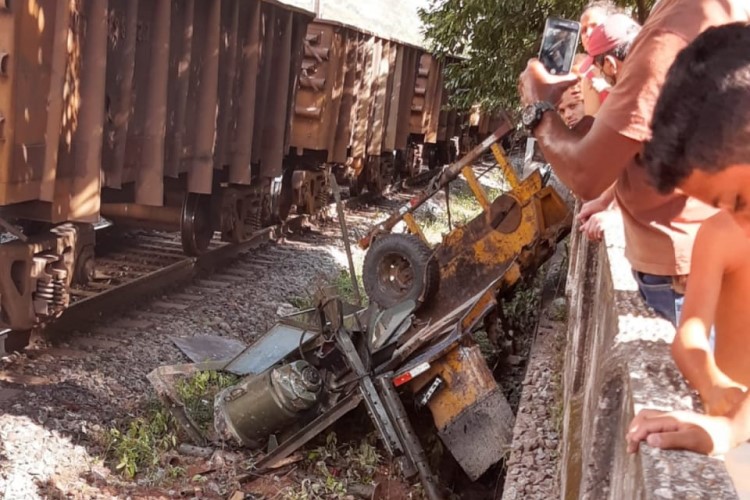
top-left (560, 206), bottom-right (738, 500)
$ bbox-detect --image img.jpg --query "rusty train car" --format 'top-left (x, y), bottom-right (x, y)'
top-left (0, 0), bottom-right (314, 332)
top-left (0, 0), bottom-right (471, 333)
top-left (280, 11), bottom-right (461, 218)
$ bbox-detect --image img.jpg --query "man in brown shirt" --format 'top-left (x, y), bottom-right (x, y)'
top-left (518, 0), bottom-right (750, 325)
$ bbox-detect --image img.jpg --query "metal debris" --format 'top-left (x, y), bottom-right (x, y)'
top-left (171, 335), bottom-right (247, 363)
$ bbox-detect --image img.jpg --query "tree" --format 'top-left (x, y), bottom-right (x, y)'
top-left (419, 0), bottom-right (655, 111)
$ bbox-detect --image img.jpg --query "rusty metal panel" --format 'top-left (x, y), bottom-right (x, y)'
top-left (0, 2), bottom-right (17, 204)
top-left (409, 53), bottom-right (443, 143)
top-left (0, 0), bottom-right (312, 221)
top-left (290, 23), bottom-right (346, 156)
top-left (102, 0), bottom-right (138, 189)
top-left (0, 1), bottom-right (68, 208)
top-left (380, 40), bottom-right (398, 152)
top-left (282, 14), bottom-right (307, 155)
top-left (259, 7), bottom-right (293, 179)
top-left (228, 0), bottom-right (260, 185)
top-left (383, 45), bottom-right (404, 152)
top-left (40, 2), bottom-right (70, 203)
top-left (366, 39), bottom-right (389, 157)
top-left (165, 0), bottom-right (195, 179)
top-left (425, 58), bottom-right (445, 144)
top-left (350, 36), bottom-right (375, 164)
top-left (69, 0), bottom-right (109, 222)
top-left (250, 4), bottom-right (275, 165)
top-left (289, 22), bottom-right (425, 165)
top-left (394, 47), bottom-right (418, 150)
top-left (136, 0), bottom-right (171, 206)
top-left (187, 0), bottom-right (221, 195)
top-left (330, 32), bottom-right (358, 164)
top-left (213, 0), bottom-right (240, 171)
top-left (289, 23), bottom-right (341, 153)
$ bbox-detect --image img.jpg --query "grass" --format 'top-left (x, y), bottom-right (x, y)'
top-left (288, 267), bottom-right (368, 313)
top-left (104, 371), bottom-right (241, 480)
top-left (415, 180), bottom-right (503, 245)
top-left (104, 402), bottom-right (178, 479)
top-left (502, 278), bottom-right (542, 336)
top-left (332, 269), bottom-right (367, 306)
top-left (175, 370), bottom-right (241, 434)
top-left (280, 432), bottom-right (383, 499)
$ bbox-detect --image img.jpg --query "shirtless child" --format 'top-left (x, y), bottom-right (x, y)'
top-left (627, 23), bottom-right (750, 456)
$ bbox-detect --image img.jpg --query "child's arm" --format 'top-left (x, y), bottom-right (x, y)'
top-left (626, 392), bottom-right (750, 456)
top-left (672, 216), bottom-right (744, 415)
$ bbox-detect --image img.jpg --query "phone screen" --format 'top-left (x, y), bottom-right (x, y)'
top-left (538, 18), bottom-right (581, 75)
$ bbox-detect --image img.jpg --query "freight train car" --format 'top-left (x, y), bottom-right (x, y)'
top-left (0, 0), bottom-right (485, 335)
top-left (278, 2), bottom-right (465, 217)
top-left (0, 0), bottom-right (315, 331)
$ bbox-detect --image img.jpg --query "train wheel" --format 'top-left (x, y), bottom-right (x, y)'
top-left (277, 168), bottom-right (296, 221)
top-left (349, 173), bottom-right (365, 197)
top-left (181, 193), bottom-right (213, 256)
top-left (3, 330), bottom-right (31, 353)
top-left (73, 245), bottom-right (96, 285)
top-left (362, 234), bottom-right (439, 310)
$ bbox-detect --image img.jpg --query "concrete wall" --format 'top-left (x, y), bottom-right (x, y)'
top-left (560, 207), bottom-right (738, 500)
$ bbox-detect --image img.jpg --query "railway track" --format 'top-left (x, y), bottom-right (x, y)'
top-left (0, 176), bottom-right (426, 353)
top-left (0, 224), bottom-right (278, 353)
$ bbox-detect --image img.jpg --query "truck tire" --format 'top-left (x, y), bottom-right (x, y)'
top-left (363, 234), bottom-right (439, 309)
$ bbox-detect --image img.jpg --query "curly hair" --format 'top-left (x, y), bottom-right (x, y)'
top-left (643, 22), bottom-right (750, 193)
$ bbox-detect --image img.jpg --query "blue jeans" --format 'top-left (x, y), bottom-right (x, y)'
top-left (632, 271), bottom-right (684, 327)
top-left (633, 270), bottom-right (716, 351)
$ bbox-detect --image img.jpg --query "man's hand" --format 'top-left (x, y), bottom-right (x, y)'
top-left (702, 381), bottom-right (746, 417)
top-left (519, 59), bottom-right (579, 106)
top-left (626, 409), bottom-right (735, 456)
top-left (579, 213), bottom-right (606, 241)
top-left (577, 198), bottom-right (608, 225)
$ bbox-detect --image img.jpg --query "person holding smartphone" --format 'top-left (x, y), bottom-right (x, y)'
top-left (518, 0), bottom-right (750, 327)
top-left (575, 14), bottom-right (642, 243)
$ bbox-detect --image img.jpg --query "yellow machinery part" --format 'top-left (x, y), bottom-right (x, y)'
top-left (410, 343), bottom-right (496, 430)
top-left (460, 165), bottom-right (490, 210)
top-left (491, 142), bottom-right (519, 190)
top-left (402, 212), bottom-right (427, 243)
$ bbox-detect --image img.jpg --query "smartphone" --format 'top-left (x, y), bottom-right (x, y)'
top-left (538, 17), bottom-right (581, 75)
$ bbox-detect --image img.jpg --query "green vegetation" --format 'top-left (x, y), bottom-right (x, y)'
top-left (419, 0), bottom-right (656, 110)
top-left (503, 279), bottom-right (542, 336)
top-left (332, 269), bottom-right (367, 306)
top-left (288, 266), bottom-right (368, 313)
top-left (175, 370), bottom-right (240, 433)
top-left (281, 432), bottom-right (383, 499)
top-left (104, 371), bottom-right (240, 480)
top-left (417, 181), bottom-right (501, 244)
top-left (104, 403), bottom-right (178, 479)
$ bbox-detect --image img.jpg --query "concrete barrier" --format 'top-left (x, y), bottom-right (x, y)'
top-left (560, 207), bottom-right (738, 500)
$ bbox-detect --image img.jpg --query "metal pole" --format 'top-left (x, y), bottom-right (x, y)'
top-left (329, 174), bottom-right (362, 305)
